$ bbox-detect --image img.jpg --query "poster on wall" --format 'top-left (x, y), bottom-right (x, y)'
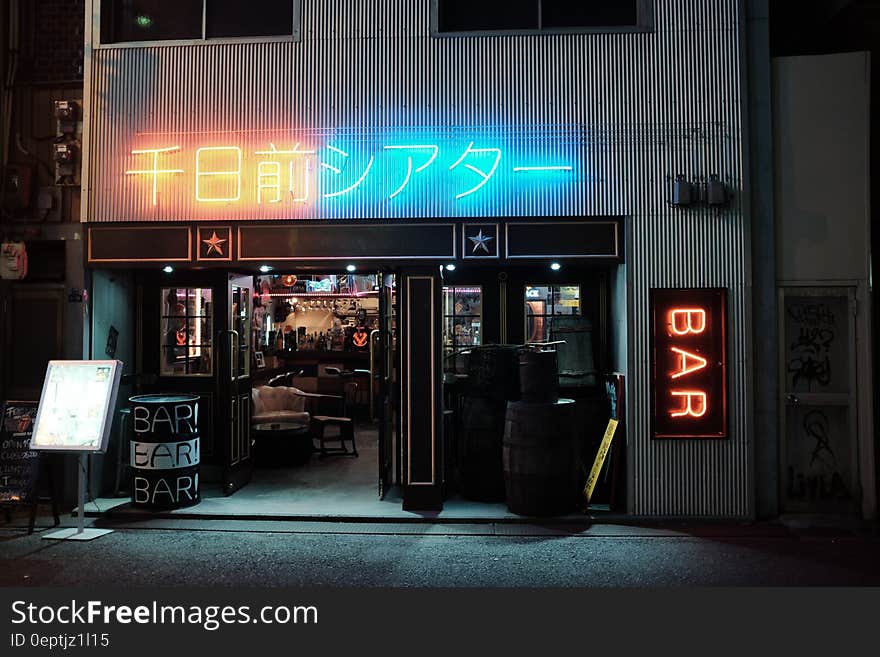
top-left (650, 288), bottom-right (727, 439)
top-left (0, 401), bottom-right (40, 503)
top-left (30, 360), bottom-right (123, 453)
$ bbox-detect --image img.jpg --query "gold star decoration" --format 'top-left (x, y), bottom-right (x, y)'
top-left (202, 231), bottom-right (227, 256)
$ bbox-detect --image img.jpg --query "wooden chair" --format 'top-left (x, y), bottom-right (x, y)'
top-left (296, 387), bottom-right (358, 458)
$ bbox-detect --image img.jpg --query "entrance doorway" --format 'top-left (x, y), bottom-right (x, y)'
top-left (242, 270), bottom-right (401, 513)
top-left (95, 261), bottom-right (622, 518)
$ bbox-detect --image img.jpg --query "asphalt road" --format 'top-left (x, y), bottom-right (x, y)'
top-left (2, 519), bottom-right (879, 587)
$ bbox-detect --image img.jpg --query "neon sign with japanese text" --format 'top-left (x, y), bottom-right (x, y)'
top-left (119, 129), bottom-right (580, 219)
top-left (651, 288), bottom-right (727, 439)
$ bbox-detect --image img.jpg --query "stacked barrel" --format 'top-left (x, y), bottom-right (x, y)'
top-left (503, 349), bottom-right (581, 516)
top-left (129, 394), bottom-right (201, 509)
top-left (457, 345), bottom-right (520, 502)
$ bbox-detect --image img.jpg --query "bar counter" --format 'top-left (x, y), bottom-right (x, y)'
top-left (262, 349), bottom-right (371, 396)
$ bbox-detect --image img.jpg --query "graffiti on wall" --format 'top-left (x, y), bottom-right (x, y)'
top-left (782, 294), bottom-right (856, 512)
top-left (785, 298), bottom-right (846, 393)
top-left (785, 408), bottom-right (852, 505)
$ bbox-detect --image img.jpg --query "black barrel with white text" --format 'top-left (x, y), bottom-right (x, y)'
top-left (129, 394), bottom-right (201, 509)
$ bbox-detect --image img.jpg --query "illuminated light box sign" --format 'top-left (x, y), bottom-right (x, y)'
top-left (30, 360), bottom-right (123, 453)
top-left (118, 128), bottom-right (582, 220)
top-left (650, 289), bottom-right (727, 439)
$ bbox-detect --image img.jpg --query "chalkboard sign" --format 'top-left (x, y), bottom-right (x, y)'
top-left (0, 401), bottom-right (40, 504)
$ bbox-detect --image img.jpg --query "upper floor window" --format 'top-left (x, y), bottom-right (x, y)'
top-left (100, 0), bottom-right (299, 44)
top-left (433, 0), bottom-right (649, 34)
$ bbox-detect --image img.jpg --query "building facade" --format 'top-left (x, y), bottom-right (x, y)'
top-left (63, 0), bottom-right (875, 519)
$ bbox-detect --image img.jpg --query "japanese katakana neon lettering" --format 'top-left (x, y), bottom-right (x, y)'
top-left (124, 134), bottom-right (575, 208)
top-left (321, 145), bottom-right (375, 199)
top-left (448, 141), bottom-right (502, 199)
top-left (383, 144), bottom-right (440, 199)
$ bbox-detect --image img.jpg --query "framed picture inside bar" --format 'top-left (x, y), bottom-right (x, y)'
top-left (650, 288), bottom-right (727, 439)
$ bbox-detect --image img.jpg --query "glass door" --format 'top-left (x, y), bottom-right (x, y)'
top-left (377, 272), bottom-right (396, 499)
top-left (222, 274), bottom-right (254, 495)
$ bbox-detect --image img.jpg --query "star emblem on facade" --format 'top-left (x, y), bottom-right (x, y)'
top-left (202, 231), bottom-right (227, 256)
top-left (468, 229), bottom-right (494, 254)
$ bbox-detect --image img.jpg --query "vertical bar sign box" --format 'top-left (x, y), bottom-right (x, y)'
top-left (650, 288), bottom-right (727, 439)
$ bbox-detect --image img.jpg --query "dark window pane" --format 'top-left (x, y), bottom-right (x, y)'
top-left (438, 0), bottom-right (539, 32)
top-left (541, 1), bottom-right (638, 28)
top-left (101, 0), bottom-right (202, 43)
top-left (206, 0), bottom-right (294, 38)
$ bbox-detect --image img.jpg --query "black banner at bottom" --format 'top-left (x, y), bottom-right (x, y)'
top-left (1, 588), bottom-right (877, 656)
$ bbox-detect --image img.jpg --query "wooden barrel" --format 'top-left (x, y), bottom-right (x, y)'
top-left (519, 349), bottom-right (559, 403)
top-left (458, 395), bottom-right (507, 502)
top-left (503, 398), bottom-right (579, 516)
top-left (129, 394), bottom-right (201, 510)
top-left (466, 345), bottom-right (521, 402)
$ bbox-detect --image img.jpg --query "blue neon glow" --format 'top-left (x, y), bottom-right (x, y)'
top-left (323, 155), bottom-right (375, 199)
top-left (127, 127), bottom-right (582, 218)
top-left (384, 145), bottom-right (440, 199)
top-left (448, 141), bottom-right (503, 199)
top-left (512, 165), bottom-right (573, 172)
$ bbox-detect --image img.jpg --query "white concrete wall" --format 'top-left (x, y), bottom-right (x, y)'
top-left (773, 52), bottom-right (875, 519)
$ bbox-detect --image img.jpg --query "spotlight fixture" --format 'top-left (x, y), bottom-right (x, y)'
top-left (259, 265), bottom-right (272, 273)
top-left (346, 264), bottom-right (356, 272)
top-left (550, 262), bottom-right (561, 271)
top-left (162, 265), bottom-right (173, 274)
top-left (445, 264), bottom-right (456, 271)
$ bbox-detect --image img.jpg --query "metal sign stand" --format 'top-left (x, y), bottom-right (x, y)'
top-left (42, 453), bottom-right (113, 541)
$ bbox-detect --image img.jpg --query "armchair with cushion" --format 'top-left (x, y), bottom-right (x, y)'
top-left (251, 386), bottom-right (310, 426)
top-left (250, 385), bottom-right (357, 457)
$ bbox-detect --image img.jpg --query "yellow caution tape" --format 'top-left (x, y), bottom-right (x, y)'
top-left (584, 418), bottom-right (619, 505)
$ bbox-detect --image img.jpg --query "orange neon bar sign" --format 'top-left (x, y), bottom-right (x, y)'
top-left (651, 288), bottom-right (727, 439)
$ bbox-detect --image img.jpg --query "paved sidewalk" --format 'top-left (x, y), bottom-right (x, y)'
top-left (2, 513), bottom-right (879, 587)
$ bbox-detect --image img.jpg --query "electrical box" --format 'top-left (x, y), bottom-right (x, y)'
top-left (672, 175), bottom-right (693, 207)
top-left (52, 99), bottom-right (83, 187)
top-left (54, 100), bottom-right (78, 122)
top-left (707, 175), bottom-right (727, 206)
top-left (54, 99), bottom-right (81, 136)
top-left (53, 142), bottom-right (79, 186)
top-left (2, 164), bottom-right (33, 211)
top-left (37, 187), bottom-right (62, 222)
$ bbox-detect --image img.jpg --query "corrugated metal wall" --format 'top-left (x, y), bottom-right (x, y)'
top-left (85, 0), bottom-right (752, 517)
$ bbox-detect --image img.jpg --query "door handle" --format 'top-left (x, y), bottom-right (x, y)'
top-left (219, 329), bottom-right (241, 379)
